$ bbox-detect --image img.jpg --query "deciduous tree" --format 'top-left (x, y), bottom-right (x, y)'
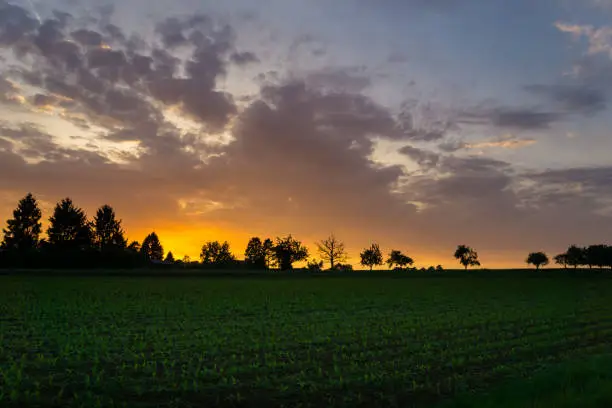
top-left (386, 250), bottom-right (414, 270)
top-left (201, 241), bottom-right (235, 266)
top-left (360, 243), bottom-right (383, 271)
top-left (272, 235), bottom-right (309, 271)
top-left (454, 245), bottom-right (480, 270)
top-left (526, 252), bottom-right (549, 270)
top-left (316, 234), bottom-right (347, 270)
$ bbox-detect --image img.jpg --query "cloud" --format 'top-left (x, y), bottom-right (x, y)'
top-left (524, 84), bottom-right (606, 115)
top-left (555, 22), bottom-right (612, 58)
top-left (458, 107), bottom-right (564, 130)
top-left (230, 51), bottom-right (259, 66)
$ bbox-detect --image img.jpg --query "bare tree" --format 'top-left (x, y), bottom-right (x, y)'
top-left (316, 234), bottom-right (347, 270)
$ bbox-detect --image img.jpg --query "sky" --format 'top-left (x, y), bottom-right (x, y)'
top-left (1, 0), bottom-right (612, 268)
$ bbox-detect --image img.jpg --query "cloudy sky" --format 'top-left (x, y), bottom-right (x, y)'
top-left (0, 0), bottom-right (611, 268)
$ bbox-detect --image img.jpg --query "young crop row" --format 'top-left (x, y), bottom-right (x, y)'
top-left (1, 276), bottom-right (612, 407)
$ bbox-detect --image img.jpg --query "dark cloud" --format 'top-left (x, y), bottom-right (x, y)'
top-left (524, 84), bottom-right (606, 115)
top-left (71, 29), bottom-right (104, 47)
top-left (230, 51), bottom-right (259, 66)
top-left (458, 107), bottom-right (563, 130)
top-left (0, 1), bottom-right (38, 46)
top-left (399, 145), bottom-right (440, 168)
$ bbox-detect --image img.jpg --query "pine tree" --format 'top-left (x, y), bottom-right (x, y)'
top-left (141, 232), bottom-right (164, 261)
top-left (93, 205), bottom-right (126, 250)
top-left (2, 193), bottom-right (42, 251)
top-left (47, 198), bottom-right (92, 250)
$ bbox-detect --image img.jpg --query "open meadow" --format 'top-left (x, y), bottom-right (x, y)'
top-left (2, 271), bottom-right (612, 407)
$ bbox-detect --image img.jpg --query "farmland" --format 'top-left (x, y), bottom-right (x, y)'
top-left (1, 273), bottom-right (612, 407)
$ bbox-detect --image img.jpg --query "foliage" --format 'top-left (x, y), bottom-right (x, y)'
top-left (554, 253), bottom-right (568, 268)
top-left (141, 232), bottom-right (164, 261)
top-left (306, 259), bottom-right (324, 272)
top-left (46, 198), bottom-right (93, 250)
top-left (331, 263), bottom-right (353, 272)
top-left (1, 193), bottom-right (42, 251)
top-left (93, 205), bottom-right (127, 250)
top-left (200, 241), bottom-right (235, 267)
top-left (164, 252), bottom-right (175, 263)
top-left (316, 234), bottom-right (347, 269)
top-left (566, 245), bottom-right (586, 269)
top-left (386, 249), bottom-right (414, 270)
top-left (526, 252), bottom-right (549, 270)
top-left (360, 243), bottom-right (383, 271)
top-left (244, 237), bottom-right (274, 269)
top-left (272, 235), bottom-right (309, 271)
top-left (454, 245), bottom-right (481, 270)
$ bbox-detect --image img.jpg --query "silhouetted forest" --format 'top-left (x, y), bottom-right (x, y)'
top-left (1, 193), bottom-right (611, 271)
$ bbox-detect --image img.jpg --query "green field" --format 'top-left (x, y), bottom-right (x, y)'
top-left (1, 273), bottom-right (612, 407)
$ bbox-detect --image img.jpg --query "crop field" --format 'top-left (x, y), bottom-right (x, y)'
top-left (1, 273), bottom-right (612, 407)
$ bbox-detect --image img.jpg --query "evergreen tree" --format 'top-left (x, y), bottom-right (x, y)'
top-left (47, 198), bottom-right (93, 250)
top-left (141, 232), bottom-right (164, 261)
top-left (165, 252), bottom-right (175, 263)
top-left (93, 205), bottom-right (127, 250)
top-left (2, 193), bottom-right (42, 251)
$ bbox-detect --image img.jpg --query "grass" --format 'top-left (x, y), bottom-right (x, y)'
top-left (1, 272), bottom-right (612, 407)
top-left (439, 353), bottom-right (612, 407)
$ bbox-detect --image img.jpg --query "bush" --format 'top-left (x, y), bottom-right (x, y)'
top-left (307, 260), bottom-right (324, 272)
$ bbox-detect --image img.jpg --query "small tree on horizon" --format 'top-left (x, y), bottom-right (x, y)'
top-left (141, 232), bottom-right (163, 261)
top-left (454, 245), bottom-right (480, 270)
top-left (566, 245), bottom-right (586, 269)
top-left (316, 234), bottom-right (347, 270)
top-left (526, 252), bottom-right (549, 270)
top-left (1, 193), bottom-right (42, 251)
top-left (245, 237), bottom-right (275, 269)
top-left (386, 250), bottom-right (414, 270)
top-left (201, 241), bottom-right (235, 266)
top-left (272, 235), bottom-right (309, 271)
top-left (554, 253), bottom-right (568, 269)
top-left (360, 243), bottom-right (383, 271)
top-left (165, 252), bottom-right (175, 263)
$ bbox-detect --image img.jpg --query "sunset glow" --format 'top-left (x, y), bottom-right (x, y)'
top-left (1, 0), bottom-right (612, 269)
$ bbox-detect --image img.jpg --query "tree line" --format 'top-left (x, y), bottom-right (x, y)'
top-left (0, 193), bottom-right (607, 271)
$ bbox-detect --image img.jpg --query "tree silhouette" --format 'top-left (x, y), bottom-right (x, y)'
top-left (272, 235), bottom-right (309, 271)
top-left (127, 241), bottom-right (141, 253)
top-left (316, 234), bottom-right (347, 270)
top-left (554, 253), bottom-right (568, 269)
top-left (201, 241), bottom-right (235, 266)
top-left (360, 243), bottom-right (383, 271)
top-left (1, 193), bottom-right (42, 251)
top-left (93, 205), bottom-right (126, 250)
top-left (526, 252), bottom-right (549, 270)
top-left (307, 259), bottom-right (324, 272)
top-left (585, 245), bottom-right (612, 269)
top-left (164, 251), bottom-right (175, 263)
top-left (47, 198), bottom-right (93, 250)
top-left (566, 245), bottom-right (585, 269)
top-left (454, 245), bottom-right (480, 270)
top-left (245, 237), bottom-right (274, 269)
top-left (386, 250), bottom-right (414, 270)
top-left (141, 232), bottom-right (163, 261)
